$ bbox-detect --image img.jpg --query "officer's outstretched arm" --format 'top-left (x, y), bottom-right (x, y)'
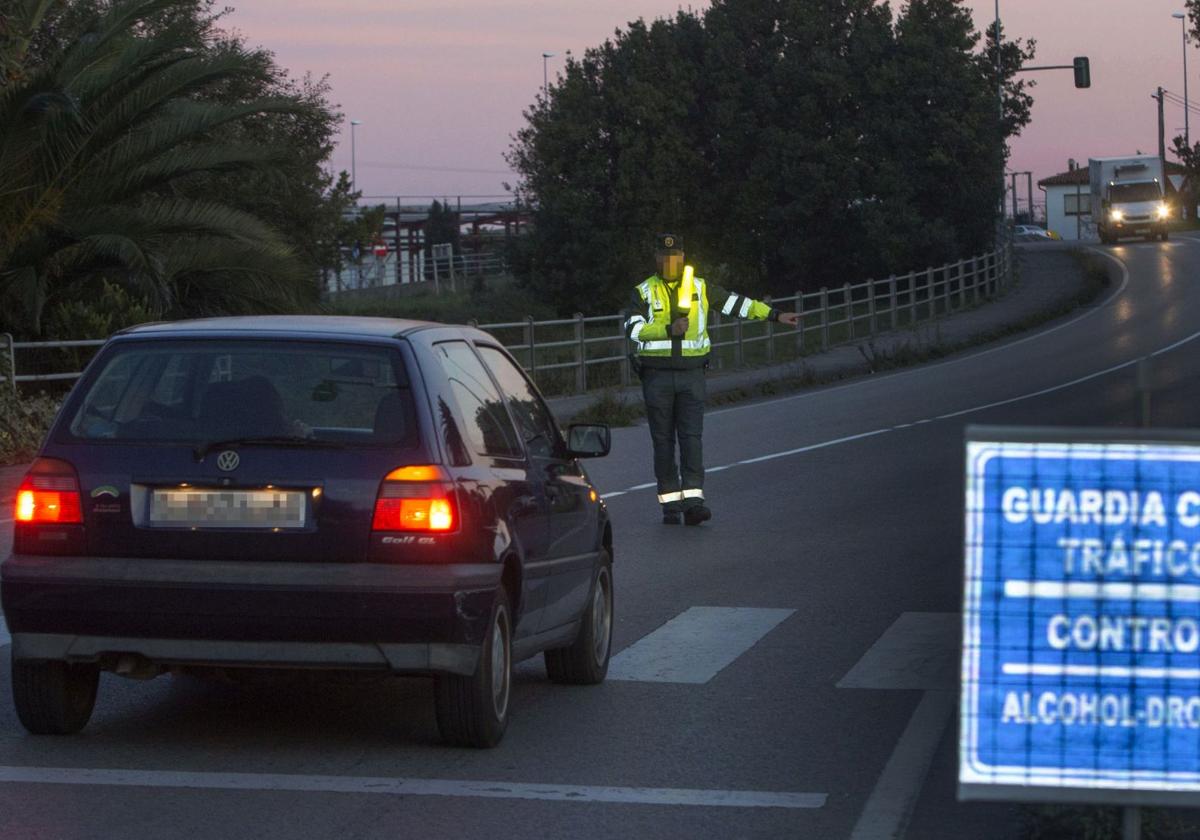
top-left (711, 282), bottom-right (778, 322)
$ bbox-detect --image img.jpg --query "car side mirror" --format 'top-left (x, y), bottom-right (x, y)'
top-left (566, 423), bottom-right (611, 458)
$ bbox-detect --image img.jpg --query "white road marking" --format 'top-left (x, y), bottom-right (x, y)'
top-left (607, 606), bottom-right (794, 684)
top-left (847, 692), bottom-right (955, 840)
top-left (0, 765), bottom-right (826, 809)
top-left (837, 613), bottom-right (958, 692)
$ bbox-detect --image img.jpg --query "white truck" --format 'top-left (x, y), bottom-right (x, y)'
top-left (1089, 156), bottom-right (1170, 243)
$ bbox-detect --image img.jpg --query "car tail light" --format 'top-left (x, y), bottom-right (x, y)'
top-left (372, 465), bottom-right (457, 532)
top-left (15, 458), bottom-right (83, 524)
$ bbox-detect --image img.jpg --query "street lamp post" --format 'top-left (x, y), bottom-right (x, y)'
top-left (1175, 13), bottom-right (1190, 150)
top-left (542, 52), bottom-right (555, 97)
top-left (350, 119), bottom-right (362, 191)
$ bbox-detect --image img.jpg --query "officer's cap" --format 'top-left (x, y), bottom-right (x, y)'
top-left (655, 233), bottom-right (683, 254)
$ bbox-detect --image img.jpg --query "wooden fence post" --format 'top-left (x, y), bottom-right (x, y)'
top-left (575, 312), bottom-right (586, 393)
top-left (820, 287), bottom-right (830, 350)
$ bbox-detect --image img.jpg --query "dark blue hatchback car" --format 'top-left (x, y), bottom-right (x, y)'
top-left (2, 316), bottom-right (614, 747)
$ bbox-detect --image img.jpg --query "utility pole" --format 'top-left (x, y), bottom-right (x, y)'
top-left (542, 52), bottom-right (555, 98)
top-left (995, 2), bottom-right (1006, 223)
top-left (1155, 87), bottom-right (1166, 165)
top-left (350, 119), bottom-right (362, 192)
top-left (1175, 13), bottom-right (1190, 149)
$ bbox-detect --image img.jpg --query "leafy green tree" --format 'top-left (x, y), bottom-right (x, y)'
top-left (425, 200), bottom-right (461, 255)
top-left (0, 0), bottom-right (367, 338)
top-left (508, 0), bottom-right (1034, 314)
top-left (1172, 1), bottom-right (1200, 213)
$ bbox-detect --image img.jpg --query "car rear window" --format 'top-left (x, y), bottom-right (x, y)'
top-left (66, 340), bottom-right (419, 447)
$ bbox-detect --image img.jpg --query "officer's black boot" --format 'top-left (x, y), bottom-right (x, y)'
top-left (684, 505), bottom-right (712, 526)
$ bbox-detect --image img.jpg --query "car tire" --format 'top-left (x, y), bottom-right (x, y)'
top-left (544, 553), bottom-right (613, 685)
top-left (434, 588), bottom-right (512, 748)
top-left (12, 656), bottom-right (99, 735)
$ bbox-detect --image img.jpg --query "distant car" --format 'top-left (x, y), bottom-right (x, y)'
top-left (2, 316), bottom-right (615, 748)
top-left (1012, 225), bottom-right (1056, 241)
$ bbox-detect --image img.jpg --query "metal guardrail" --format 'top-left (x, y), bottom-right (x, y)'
top-left (1, 240), bottom-right (1012, 396)
top-left (469, 240), bottom-right (1014, 396)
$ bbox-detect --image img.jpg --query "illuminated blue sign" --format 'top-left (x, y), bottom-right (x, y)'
top-left (962, 429), bottom-right (1200, 804)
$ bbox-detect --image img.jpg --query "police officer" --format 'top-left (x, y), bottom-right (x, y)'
top-left (625, 234), bottom-right (800, 525)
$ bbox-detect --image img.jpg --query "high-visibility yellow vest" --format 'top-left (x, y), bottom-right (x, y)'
top-left (629, 268), bottom-right (712, 358)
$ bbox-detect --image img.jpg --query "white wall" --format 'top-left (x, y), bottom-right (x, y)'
top-left (1044, 185), bottom-right (1094, 241)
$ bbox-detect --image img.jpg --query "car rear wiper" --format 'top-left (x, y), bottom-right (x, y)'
top-left (193, 435), bottom-right (349, 461)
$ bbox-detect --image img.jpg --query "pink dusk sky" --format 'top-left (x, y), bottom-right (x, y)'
top-left (224, 1), bottom-right (1197, 202)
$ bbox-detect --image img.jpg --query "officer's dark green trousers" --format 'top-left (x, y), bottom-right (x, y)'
top-left (641, 365), bottom-right (706, 514)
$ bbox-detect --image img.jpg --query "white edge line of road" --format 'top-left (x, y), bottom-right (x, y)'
top-left (600, 251), bottom-right (1156, 500)
top-left (704, 244), bottom-right (1133, 418)
top-left (0, 765), bottom-right (827, 810)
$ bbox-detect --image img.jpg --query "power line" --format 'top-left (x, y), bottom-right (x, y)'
top-left (356, 160), bottom-right (515, 175)
top-left (1162, 89), bottom-right (1200, 118)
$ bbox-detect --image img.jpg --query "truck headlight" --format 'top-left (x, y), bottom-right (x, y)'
top-left (1110, 209), bottom-right (1124, 222)
top-left (1157, 203), bottom-right (1170, 220)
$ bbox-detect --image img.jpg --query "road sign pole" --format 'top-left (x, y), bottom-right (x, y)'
top-left (1123, 805), bottom-right (1141, 840)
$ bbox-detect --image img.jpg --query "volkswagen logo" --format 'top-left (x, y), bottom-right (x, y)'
top-left (216, 450), bottom-right (240, 472)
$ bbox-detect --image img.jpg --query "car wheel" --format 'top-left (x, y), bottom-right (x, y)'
top-left (12, 656), bottom-right (99, 735)
top-left (434, 588), bottom-right (512, 748)
top-left (545, 552), bottom-right (613, 685)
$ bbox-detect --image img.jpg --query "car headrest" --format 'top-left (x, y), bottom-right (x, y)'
top-left (198, 376), bottom-right (288, 438)
top-left (373, 391), bottom-right (411, 443)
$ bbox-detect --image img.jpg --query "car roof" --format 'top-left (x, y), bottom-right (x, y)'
top-left (115, 315), bottom-right (457, 341)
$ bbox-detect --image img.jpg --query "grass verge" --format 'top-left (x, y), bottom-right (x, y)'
top-left (568, 389), bottom-right (645, 426)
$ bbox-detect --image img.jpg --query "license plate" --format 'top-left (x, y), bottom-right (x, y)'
top-left (149, 488), bottom-right (307, 529)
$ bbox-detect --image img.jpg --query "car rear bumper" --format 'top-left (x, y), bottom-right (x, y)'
top-left (1, 554), bottom-right (502, 676)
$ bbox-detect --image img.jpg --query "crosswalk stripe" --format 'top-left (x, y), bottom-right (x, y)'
top-left (608, 606), bottom-right (794, 684)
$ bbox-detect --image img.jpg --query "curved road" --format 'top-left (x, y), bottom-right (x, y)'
top-left (3, 238), bottom-right (1200, 838)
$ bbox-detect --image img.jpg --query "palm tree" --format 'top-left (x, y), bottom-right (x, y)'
top-left (0, 0), bottom-right (317, 336)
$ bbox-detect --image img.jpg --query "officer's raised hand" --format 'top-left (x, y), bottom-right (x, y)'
top-left (670, 316), bottom-right (689, 336)
top-left (777, 312), bottom-right (801, 327)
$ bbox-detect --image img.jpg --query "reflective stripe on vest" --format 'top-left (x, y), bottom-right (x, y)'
top-left (639, 337), bottom-right (711, 352)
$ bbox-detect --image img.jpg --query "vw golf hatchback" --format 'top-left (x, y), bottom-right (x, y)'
top-left (2, 316), bottom-right (614, 748)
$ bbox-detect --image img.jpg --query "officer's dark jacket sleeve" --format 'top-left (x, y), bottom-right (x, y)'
top-left (706, 281), bottom-right (780, 322)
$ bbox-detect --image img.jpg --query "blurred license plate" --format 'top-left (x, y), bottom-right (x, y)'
top-left (149, 488), bottom-right (306, 529)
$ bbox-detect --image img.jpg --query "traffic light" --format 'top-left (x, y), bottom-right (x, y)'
top-left (1073, 56), bottom-right (1091, 89)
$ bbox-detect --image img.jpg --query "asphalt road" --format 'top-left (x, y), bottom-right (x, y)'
top-left (4, 237), bottom-right (1200, 839)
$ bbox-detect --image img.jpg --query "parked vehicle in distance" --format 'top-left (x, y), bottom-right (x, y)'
top-left (2, 316), bottom-right (615, 748)
top-left (1012, 225), bottom-right (1057, 242)
top-left (1089, 155), bottom-right (1170, 244)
